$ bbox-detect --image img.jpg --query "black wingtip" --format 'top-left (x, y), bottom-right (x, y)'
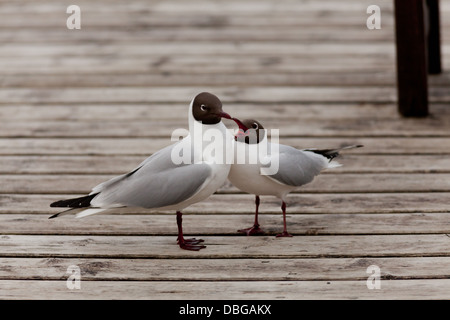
top-left (50, 200), bottom-right (66, 208)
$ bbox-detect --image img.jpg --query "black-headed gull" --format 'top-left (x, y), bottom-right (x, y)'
top-left (228, 119), bottom-right (362, 237)
top-left (50, 92), bottom-right (237, 251)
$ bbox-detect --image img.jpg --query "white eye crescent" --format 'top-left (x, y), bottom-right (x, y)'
top-left (252, 123), bottom-right (259, 129)
top-left (200, 104), bottom-right (207, 111)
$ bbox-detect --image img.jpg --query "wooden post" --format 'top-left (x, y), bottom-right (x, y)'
top-left (394, 0), bottom-right (429, 117)
top-left (426, 0), bottom-right (442, 74)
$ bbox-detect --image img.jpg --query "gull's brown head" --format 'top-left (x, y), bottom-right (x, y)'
top-left (192, 92), bottom-right (231, 124)
top-left (233, 118), bottom-right (265, 144)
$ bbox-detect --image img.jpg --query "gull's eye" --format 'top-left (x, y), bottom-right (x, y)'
top-left (252, 123), bottom-right (259, 129)
top-left (200, 104), bottom-right (207, 111)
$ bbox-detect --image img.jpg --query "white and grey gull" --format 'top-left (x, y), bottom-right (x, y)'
top-left (50, 92), bottom-right (239, 251)
top-left (228, 118), bottom-right (363, 237)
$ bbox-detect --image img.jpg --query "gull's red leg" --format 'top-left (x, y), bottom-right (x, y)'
top-left (238, 195), bottom-right (264, 236)
top-left (176, 211), bottom-right (206, 251)
top-left (276, 201), bottom-right (293, 237)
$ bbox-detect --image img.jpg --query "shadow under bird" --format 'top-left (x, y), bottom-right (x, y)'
top-left (50, 92), bottom-right (240, 251)
top-left (228, 118), bottom-right (363, 237)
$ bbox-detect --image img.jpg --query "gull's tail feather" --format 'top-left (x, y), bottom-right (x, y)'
top-left (49, 207), bottom-right (79, 219)
top-left (326, 161), bottom-right (342, 169)
top-left (49, 193), bottom-right (100, 219)
top-left (75, 208), bottom-right (106, 219)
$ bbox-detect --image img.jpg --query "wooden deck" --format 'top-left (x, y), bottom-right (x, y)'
top-left (1, 0), bottom-right (450, 300)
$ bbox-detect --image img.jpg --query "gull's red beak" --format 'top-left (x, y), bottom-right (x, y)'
top-left (219, 111), bottom-right (232, 120)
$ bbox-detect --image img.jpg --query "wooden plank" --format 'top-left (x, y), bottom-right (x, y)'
top-left (0, 234), bottom-right (449, 258)
top-left (1, 279), bottom-right (450, 300)
top-left (0, 104), bottom-right (406, 121)
top-left (5, 103), bottom-right (450, 121)
top-left (0, 116), bottom-right (449, 137)
top-left (1, 257), bottom-right (449, 281)
top-left (0, 137), bottom-right (448, 155)
top-left (0, 11), bottom-right (398, 29)
top-left (0, 56), bottom-right (396, 74)
top-left (3, 155), bottom-right (450, 174)
top-left (0, 43), bottom-right (398, 56)
top-left (0, 72), bottom-right (399, 87)
top-left (1, 173), bottom-right (449, 194)
top-left (2, 213), bottom-right (450, 235)
top-left (2, 193), bottom-right (449, 215)
top-left (0, 86), bottom-right (446, 107)
top-left (0, 26), bottom-right (397, 43)
top-left (0, 1), bottom-right (385, 14)
top-left (0, 87), bottom-right (401, 104)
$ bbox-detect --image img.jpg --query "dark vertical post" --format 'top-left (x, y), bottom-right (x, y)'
top-left (394, 0), bottom-right (429, 117)
top-left (426, 0), bottom-right (442, 74)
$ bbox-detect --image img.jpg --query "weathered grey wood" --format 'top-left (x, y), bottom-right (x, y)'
top-left (0, 43), bottom-right (398, 56)
top-left (0, 1), bottom-right (387, 14)
top-left (0, 87), bottom-right (400, 104)
top-left (2, 193), bottom-right (448, 215)
top-left (1, 279), bottom-right (450, 300)
top-left (1, 173), bottom-right (449, 194)
top-left (2, 103), bottom-right (450, 121)
top-left (0, 72), bottom-right (400, 87)
top-left (1, 116), bottom-right (450, 137)
top-left (2, 213), bottom-right (450, 235)
top-left (1, 257), bottom-right (449, 281)
top-left (14, 71), bottom-right (450, 89)
top-left (0, 234), bottom-right (449, 258)
top-left (0, 28), bottom-right (398, 45)
top-left (0, 11), bottom-right (398, 28)
top-left (1, 72), bottom-right (400, 87)
top-left (0, 56), bottom-right (397, 74)
top-left (0, 137), bottom-right (449, 155)
top-left (3, 155), bottom-right (450, 174)
top-left (1, 0), bottom-right (449, 300)
top-left (0, 8), bottom-right (398, 29)
top-left (0, 104), bottom-right (408, 120)
top-left (0, 0), bottom-right (396, 12)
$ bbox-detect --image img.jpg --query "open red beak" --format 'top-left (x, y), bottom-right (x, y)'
top-left (229, 117), bottom-right (249, 140)
top-left (230, 117), bottom-right (248, 131)
top-left (217, 113), bottom-right (249, 140)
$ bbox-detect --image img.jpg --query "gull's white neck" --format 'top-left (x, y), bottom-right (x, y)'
top-left (187, 98), bottom-right (232, 164)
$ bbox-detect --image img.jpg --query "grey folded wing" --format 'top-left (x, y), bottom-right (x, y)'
top-left (266, 144), bottom-right (328, 187)
top-left (90, 142), bottom-right (212, 209)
